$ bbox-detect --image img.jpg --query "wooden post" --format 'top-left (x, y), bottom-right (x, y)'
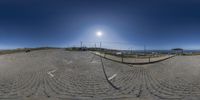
top-left (149, 56), bottom-right (150, 63)
top-left (121, 53), bottom-right (123, 62)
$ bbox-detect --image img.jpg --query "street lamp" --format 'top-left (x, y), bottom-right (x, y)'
top-left (96, 31), bottom-right (103, 52)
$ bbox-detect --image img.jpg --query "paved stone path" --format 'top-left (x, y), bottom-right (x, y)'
top-left (0, 49), bottom-right (200, 100)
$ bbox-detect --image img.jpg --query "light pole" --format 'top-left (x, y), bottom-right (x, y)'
top-left (80, 41), bottom-right (83, 51)
top-left (95, 43), bottom-right (96, 51)
top-left (100, 42), bottom-right (101, 48)
top-left (96, 31), bottom-right (103, 52)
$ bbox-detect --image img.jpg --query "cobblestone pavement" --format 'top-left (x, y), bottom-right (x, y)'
top-left (0, 49), bottom-right (200, 100)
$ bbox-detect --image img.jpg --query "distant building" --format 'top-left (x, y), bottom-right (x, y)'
top-left (171, 48), bottom-right (183, 55)
top-left (116, 52), bottom-right (122, 55)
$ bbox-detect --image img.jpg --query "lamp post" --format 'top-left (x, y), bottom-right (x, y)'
top-left (80, 41), bottom-right (83, 51)
top-left (96, 31), bottom-right (103, 52)
top-left (100, 42), bottom-right (102, 51)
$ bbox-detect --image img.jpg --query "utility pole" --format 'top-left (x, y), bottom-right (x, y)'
top-left (81, 41), bottom-right (83, 50)
top-left (100, 42), bottom-right (102, 48)
top-left (95, 43), bottom-right (96, 51)
top-left (100, 42), bottom-right (102, 52)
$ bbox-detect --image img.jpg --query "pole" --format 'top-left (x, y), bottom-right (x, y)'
top-left (149, 56), bottom-right (150, 63)
top-left (100, 42), bottom-right (102, 52)
top-left (81, 41), bottom-right (82, 48)
top-left (80, 41), bottom-right (83, 50)
top-left (121, 52), bottom-right (123, 62)
top-left (95, 43), bottom-right (96, 51)
top-left (100, 42), bottom-right (102, 48)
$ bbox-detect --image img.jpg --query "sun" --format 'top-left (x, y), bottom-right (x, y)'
top-left (96, 31), bottom-right (102, 37)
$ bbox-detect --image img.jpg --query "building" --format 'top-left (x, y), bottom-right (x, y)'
top-left (171, 48), bottom-right (183, 55)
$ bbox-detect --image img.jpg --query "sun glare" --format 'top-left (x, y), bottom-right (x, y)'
top-left (96, 31), bottom-right (102, 37)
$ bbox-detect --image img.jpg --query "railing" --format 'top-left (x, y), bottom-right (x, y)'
top-left (92, 51), bottom-right (174, 65)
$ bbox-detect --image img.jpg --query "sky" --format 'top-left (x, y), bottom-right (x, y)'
top-left (0, 0), bottom-right (200, 50)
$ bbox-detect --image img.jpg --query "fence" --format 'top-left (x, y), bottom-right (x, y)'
top-left (92, 51), bottom-right (174, 64)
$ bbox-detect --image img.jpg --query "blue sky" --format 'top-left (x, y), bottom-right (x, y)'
top-left (0, 0), bottom-right (200, 50)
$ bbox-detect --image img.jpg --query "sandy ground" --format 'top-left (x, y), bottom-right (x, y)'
top-left (0, 49), bottom-right (200, 100)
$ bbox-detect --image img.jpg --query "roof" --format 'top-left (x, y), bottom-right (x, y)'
top-left (172, 48), bottom-right (183, 51)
